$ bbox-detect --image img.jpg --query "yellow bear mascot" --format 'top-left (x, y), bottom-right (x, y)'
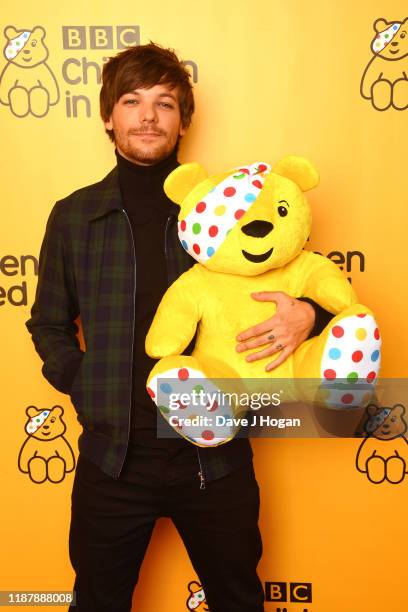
top-left (145, 157), bottom-right (381, 446)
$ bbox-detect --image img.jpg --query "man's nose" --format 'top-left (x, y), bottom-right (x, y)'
top-left (139, 102), bottom-right (158, 123)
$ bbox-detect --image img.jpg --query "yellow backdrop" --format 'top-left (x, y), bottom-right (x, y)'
top-left (1, 1), bottom-right (407, 611)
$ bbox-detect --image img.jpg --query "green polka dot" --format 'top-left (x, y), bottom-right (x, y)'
top-left (233, 173), bottom-right (246, 179)
top-left (192, 223), bottom-right (201, 234)
top-left (347, 372), bottom-right (359, 383)
top-left (193, 384), bottom-right (204, 393)
top-left (159, 405), bottom-right (170, 414)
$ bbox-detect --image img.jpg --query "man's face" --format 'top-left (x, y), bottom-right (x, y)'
top-left (104, 83), bottom-right (186, 166)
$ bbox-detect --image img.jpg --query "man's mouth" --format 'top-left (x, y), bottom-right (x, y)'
top-left (242, 247), bottom-right (273, 263)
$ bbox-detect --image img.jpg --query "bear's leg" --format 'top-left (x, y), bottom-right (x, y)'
top-left (366, 455), bottom-right (386, 484)
top-left (27, 456), bottom-right (47, 483)
top-left (385, 455), bottom-right (406, 484)
top-left (8, 85), bottom-right (29, 118)
top-left (371, 78), bottom-right (392, 111)
top-left (147, 356), bottom-right (241, 447)
top-left (392, 78), bottom-right (408, 111)
top-left (30, 86), bottom-right (50, 118)
top-left (294, 304), bottom-right (381, 410)
top-left (47, 455), bottom-right (66, 483)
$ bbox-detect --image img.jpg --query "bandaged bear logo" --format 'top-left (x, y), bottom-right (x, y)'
top-left (356, 404), bottom-right (408, 484)
top-left (0, 25), bottom-right (60, 117)
top-left (145, 158), bottom-right (381, 447)
top-left (360, 17), bottom-right (408, 111)
top-left (18, 405), bottom-right (75, 484)
top-left (186, 581), bottom-right (208, 611)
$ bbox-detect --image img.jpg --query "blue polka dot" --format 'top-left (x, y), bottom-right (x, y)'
top-left (329, 348), bottom-right (341, 360)
top-left (160, 383), bottom-right (172, 394)
top-left (371, 350), bottom-right (380, 362)
top-left (207, 246), bottom-right (215, 257)
top-left (244, 193), bottom-right (256, 203)
top-left (181, 240), bottom-right (188, 250)
top-left (393, 24), bottom-right (398, 30)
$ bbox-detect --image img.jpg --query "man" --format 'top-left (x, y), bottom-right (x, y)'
top-left (25, 43), bottom-right (331, 611)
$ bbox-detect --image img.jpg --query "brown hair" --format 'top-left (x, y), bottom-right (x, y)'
top-left (100, 42), bottom-right (195, 142)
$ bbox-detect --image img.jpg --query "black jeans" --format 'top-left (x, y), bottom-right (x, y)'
top-left (68, 443), bottom-right (265, 611)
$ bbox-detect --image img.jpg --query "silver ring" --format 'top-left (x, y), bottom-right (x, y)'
top-left (276, 343), bottom-right (284, 350)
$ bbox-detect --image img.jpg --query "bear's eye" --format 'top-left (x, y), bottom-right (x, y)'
top-left (278, 206), bottom-right (288, 217)
top-left (391, 417), bottom-right (396, 422)
top-left (31, 39), bottom-right (37, 47)
top-left (401, 32), bottom-right (406, 39)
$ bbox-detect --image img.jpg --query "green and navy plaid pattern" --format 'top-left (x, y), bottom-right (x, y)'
top-left (26, 167), bottom-right (253, 480)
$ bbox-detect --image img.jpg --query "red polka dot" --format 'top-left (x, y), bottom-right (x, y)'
top-left (224, 187), bottom-right (236, 197)
top-left (180, 220), bottom-right (186, 231)
top-left (202, 430), bottom-right (214, 440)
top-left (367, 371), bottom-right (376, 383)
top-left (258, 164), bottom-right (267, 172)
top-left (234, 209), bottom-right (245, 220)
top-left (324, 369), bottom-right (337, 380)
top-left (357, 313), bottom-right (366, 318)
top-left (252, 179), bottom-right (262, 189)
top-left (209, 225), bottom-right (218, 237)
top-left (172, 417), bottom-right (182, 428)
top-left (176, 399), bottom-right (188, 409)
top-left (374, 328), bottom-right (380, 340)
top-left (206, 400), bottom-right (218, 412)
top-left (178, 368), bottom-right (189, 381)
top-left (341, 394), bottom-right (354, 404)
top-left (238, 168), bottom-right (250, 174)
top-left (193, 243), bottom-right (200, 254)
top-left (332, 326), bottom-right (344, 338)
top-left (196, 202), bottom-right (206, 213)
top-left (352, 351), bottom-right (363, 362)
top-left (146, 387), bottom-right (155, 399)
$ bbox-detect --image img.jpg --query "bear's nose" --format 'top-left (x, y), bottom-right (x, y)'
top-left (391, 41), bottom-right (399, 46)
top-left (42, 425), bottom-right (49, 429)
top-left (241, 220), bottom-right (274, 237)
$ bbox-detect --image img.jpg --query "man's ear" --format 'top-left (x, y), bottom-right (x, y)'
top-left (164, 162), bottom-right (208, 204)
top-left (272, 155), bottom-right (319, 192)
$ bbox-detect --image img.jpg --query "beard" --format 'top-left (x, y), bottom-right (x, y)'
top-left (115, 128), bottom-right (180, 166)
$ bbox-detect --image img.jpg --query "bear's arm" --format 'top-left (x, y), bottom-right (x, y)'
top-left (298, 251), bottom-right (357, 313)
top-left (360, 57), bottom-right (381, 99)
top-left (42, 64), bottom-right (60, 105)
top-left (145, 267), bottom-right (202, 358)
top-left (0, 64), bottom-right (18, 105)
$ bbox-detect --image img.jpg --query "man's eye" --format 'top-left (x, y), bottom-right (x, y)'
top-left (159, 102), bottom-right (174, 108)
top-left (124, 99), bottom-right (138, 105)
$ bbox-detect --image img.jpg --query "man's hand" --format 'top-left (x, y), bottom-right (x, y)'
top-left (235, 291), bottom-right (315, 371)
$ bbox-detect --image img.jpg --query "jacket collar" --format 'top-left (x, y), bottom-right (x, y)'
top-left (88, 167), bottom-right (123, 221)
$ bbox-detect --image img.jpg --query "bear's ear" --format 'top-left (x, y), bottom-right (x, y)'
top-left (366, 404), bottom-right (380, 416)
top-left (4, 26), bottom-right (20, 40)
top-left (31, 26), bottom-right (46, 40)
top-left (164, 163), bottom-right (208, 204)
top-left (272, 155), bottom-right (319, 192)
top-left (392, 404), bottom-right (405, 417)
top-left (373, 18), bottom-right (390, 33)
top-left (26, 405), bottom-right (39, 417)
top-left (51, 405), bottom-right (64, 416)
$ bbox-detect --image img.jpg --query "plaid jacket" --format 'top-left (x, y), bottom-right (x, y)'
top-left (25, 166), bottom-right (253, 483)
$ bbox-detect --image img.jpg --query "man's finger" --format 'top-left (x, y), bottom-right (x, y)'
top-left (236, 320), bottom-right (271, 342)
top-left (245, 342), bottom-right (285, 362)
top-left (265, 347), bottom-right (292, 371)
top-left (236, 330), bottom-right (278, 352)
top-left (250, 291), bottom-right (287, 302)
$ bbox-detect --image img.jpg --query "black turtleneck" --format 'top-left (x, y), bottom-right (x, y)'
top-left (116, 149), bottom-right (195, 449)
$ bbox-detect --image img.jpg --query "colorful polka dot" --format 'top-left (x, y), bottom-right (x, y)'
top-left (214, 205), bottom-right (226, 216)
top-left (374, 328), bottom-right (380, 340)
top-left (357, 313), bottom-right (366, 318)
top-left (160, 383), bottom-right (172, 393)
top-left (371, 350), bottom-right (380, 362)
top-left (206, 400), bottom-right (218, 412)
top-left (355, 328), bottom-right (367, 340)
top-left (347, 371), bottom-right (359, 383)
top-left (196, 202), bottom-right (206, 213)
top-left (366, 371), bottom-right (377, 383)
top-left (352, 350), bottom-right (363, 362)
top-left (193, 384), bottom-right (204, 393)
top-left (193, 243), bottom-right (200, 254)
top-left (257, 164), bottom-right (268, 172)
top-left (324, 369), bottom-right (337, 380)
top-left (332, 326), bottom-right (344, 338)
top-left (207, 246), bottom-right (215, 257)
top-left (147, 387), bottom-right (155, 398)
top-left (234, 209), bottom-right (245, 220)
top-left (181, 240), bottom-right (188, 250)
top-left (244, 193), bottom-right (256, 203)
top-left (341, 394), bottom-right (354, 405)
top-left (224, 187), bottom-right (236, 197)
top-left (178, 368), bottom-right (189, 381)
top-left (252, 180), bottom-right (262, 189)
top-left (209, 225), bottom-right (218, 237)
top-left (328, 348), bottom-right (341, 360)
top-left (202, 430), bottom-right (215, 440)
top-left (180, 220), bottom-right (186, 231)
top-left (159, 405), bottom-right (170, 414)
top-left (192, 223), bottom-right (201, 234)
